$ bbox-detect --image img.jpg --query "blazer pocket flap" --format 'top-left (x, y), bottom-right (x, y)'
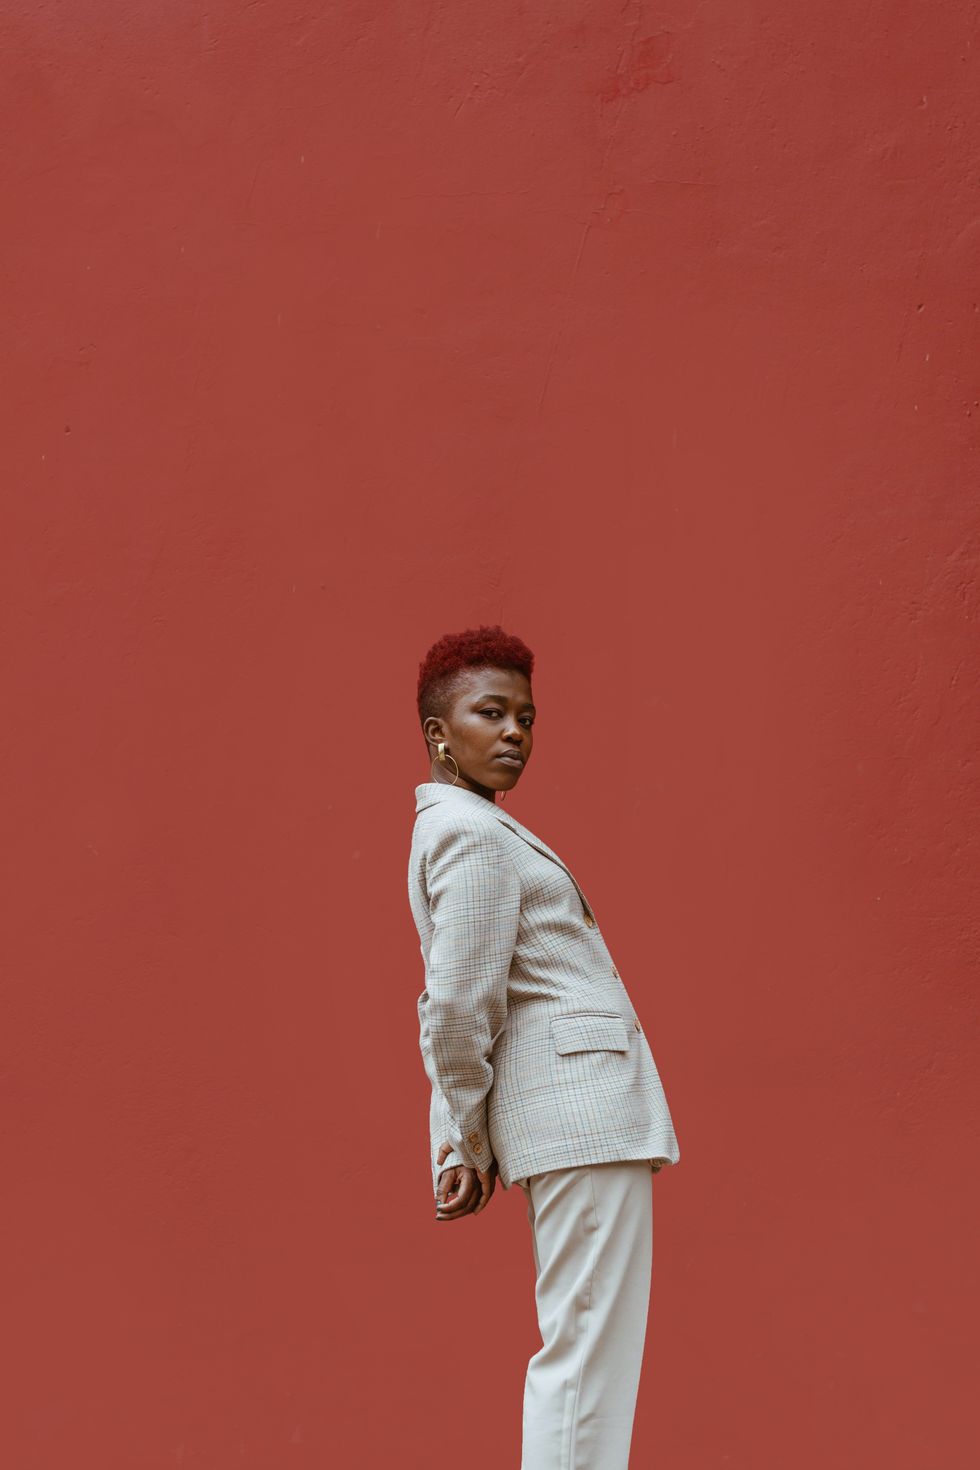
top-left (550, 1013), bottom-right (629, 1055)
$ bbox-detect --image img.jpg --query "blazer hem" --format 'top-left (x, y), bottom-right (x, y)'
top-left (499, 1142), bottom-right (680, 1191)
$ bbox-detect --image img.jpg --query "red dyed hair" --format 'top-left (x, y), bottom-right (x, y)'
top-left (416, 623), bottom-right (535, 727)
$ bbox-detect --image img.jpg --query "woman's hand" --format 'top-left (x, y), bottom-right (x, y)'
top-left (434, 1142), bottom-right (497, 1221)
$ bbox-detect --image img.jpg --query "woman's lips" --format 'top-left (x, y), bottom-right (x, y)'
top-left (495, 752), bottom-right (524, 766)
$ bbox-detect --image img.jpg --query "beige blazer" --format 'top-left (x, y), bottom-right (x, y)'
top-left (408, 782), bottom-right (681, 1193)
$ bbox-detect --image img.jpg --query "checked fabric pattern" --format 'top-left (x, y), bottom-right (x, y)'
top-left (408, 782), bottom-right (681, 1193)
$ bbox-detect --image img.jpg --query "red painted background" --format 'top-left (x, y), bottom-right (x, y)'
top-left (2, 3), bottom-right (977, 1466)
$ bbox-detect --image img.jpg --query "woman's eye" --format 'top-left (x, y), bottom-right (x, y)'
top-left (480, 708), bottom-right (533, 727)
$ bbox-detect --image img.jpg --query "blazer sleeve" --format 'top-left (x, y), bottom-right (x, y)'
top-left (417, 815), bottom-right (521, 1186)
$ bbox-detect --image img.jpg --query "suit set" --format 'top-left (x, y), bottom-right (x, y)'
top-left (407, 781), bottom-right (681, 1468)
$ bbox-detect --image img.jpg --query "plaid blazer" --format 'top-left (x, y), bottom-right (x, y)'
top-left (408, 782), bottom-right (681, 1193)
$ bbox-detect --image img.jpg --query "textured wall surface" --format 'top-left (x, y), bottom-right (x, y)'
top-left (2, 3), bottom-right (977, 1466)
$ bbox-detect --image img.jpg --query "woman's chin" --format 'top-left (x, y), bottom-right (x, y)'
top-left (491, 764), bottom-right (524, 788)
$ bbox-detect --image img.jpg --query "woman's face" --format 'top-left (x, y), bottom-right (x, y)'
top-left (424, 665), bottom-right (535, 799)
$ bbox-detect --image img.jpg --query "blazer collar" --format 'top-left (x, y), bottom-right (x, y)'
top-left (414, 782), bottom-right (589, 905)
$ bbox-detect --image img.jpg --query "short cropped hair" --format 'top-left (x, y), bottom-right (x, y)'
top-left (417, 624), bottom-right (535, 729)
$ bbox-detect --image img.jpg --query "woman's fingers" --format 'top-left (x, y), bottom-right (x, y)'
top-left (435, 1166), bottom-right (479, 1220)
top-left (433, 1156), bottom-right (499, 1221)
top-left (435, 1167), bottom-right (469, 1218)
top-left (460, 1172), bottom-right (484, 1216)
top-left (470, 1165), bottom-right (495, 1215)
top-left (435, 1167), bottom-right (455, 1208)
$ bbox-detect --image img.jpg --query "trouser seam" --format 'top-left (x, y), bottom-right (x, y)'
top-left (564, 1165), bottom-right (599, 1470)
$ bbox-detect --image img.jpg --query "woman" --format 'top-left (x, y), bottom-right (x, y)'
top-left (407, 624), bottom-right (680, 1470)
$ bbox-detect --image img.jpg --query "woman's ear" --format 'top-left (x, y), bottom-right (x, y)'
top-left (422, 717), bottom-right (446, 749)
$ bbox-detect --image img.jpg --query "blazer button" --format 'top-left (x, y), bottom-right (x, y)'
top-left (473, 1142), bottom-right (483, 1153)
top-left (583, 911), bottom-right (595, 927)
top-left (468, 1133), bottom-right (480, 1143)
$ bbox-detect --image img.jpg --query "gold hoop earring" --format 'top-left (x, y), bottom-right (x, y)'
top-left (430, 740), bottom-right (460, 785)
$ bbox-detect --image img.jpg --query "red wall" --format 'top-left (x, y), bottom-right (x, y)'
top-left (2, 3), bottom-right (977, 1466)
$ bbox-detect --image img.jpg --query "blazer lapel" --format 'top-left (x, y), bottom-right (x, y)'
top-left (414, 783), bottom-right (592, 910)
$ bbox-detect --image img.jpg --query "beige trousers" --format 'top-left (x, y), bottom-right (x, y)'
top-left (516, 1161), bottom-right (654, 1470)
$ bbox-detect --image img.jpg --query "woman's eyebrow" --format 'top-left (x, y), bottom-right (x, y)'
top-left (475, 691), bottom-right (536, 713)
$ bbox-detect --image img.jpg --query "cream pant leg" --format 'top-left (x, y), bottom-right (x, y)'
top-left (517, 1161), bottom-right (654, 1470)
